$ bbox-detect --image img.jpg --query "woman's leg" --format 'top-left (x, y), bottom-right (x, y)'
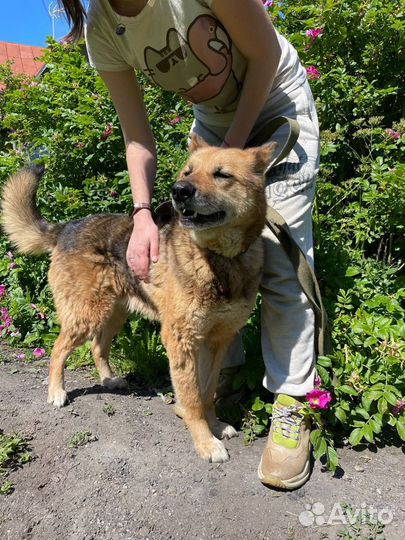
top-left (258, 81), bottom-right (320, 489)
top-left (260, 82), bottom-right (320, 396)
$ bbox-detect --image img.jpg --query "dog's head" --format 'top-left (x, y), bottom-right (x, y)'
top-left (172, 135), bottom-right (277, 232)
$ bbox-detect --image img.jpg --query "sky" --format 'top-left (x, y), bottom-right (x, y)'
top-left (0, 0), bottom-right (70, 47)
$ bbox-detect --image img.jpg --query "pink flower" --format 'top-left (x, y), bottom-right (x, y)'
top-left (1, 307), bottom-right (12, 324)
top-left (262, 0), bottom-right (274, 7)
top-left (6, 251), bottom-right (13, 260)
top-left (10, 331), bottom-right (21, 338)
top-left (30, 303), bottom-right (37, 310)
top-left (100, 123), bottom-right (113, 141)
top-left (386, 128), bottom-right (401, 140)
top-left (74, 142), bottom-right (85, 149)
top-left (392, 400), bottom-right (404, 415)
top-left (306, 66), bottom-right (321, 80)
top-left (306, 28), bottom-right (323, 41)
top-left (110, 191), bottom-right (119, 198)
top-left (0, 307), bottom-right (13, 332)
top-left (0, 285), bottom-right (6, 297)
top-left (168, 115), bottom-right (182, 126)
top-left (9, 262), bottom-right (18, 270)
top-left (306, 389), bottom-right (332, 410)
top-left (17, 352), bottom-right (25, 360)
top-left (314, 374), bottom-right (322, 387)
top-left (32, 347), bottom-right (46, 358)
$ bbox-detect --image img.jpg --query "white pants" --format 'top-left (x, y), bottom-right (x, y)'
top-left (190, 80), bottom-right (320, 396)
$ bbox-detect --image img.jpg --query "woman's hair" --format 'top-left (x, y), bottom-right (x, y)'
top-left (58, 0), bottom-right (87, 41)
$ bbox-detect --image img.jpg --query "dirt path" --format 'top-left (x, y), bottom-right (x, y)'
top-left (0, 359), bottom-right (404, 540)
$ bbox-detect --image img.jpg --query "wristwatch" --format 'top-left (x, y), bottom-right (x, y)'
top-left (130, 202), bottom-right (151, 218)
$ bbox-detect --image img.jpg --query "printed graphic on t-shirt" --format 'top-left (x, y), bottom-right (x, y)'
top-left (143, 15), bottom-right (240, 106)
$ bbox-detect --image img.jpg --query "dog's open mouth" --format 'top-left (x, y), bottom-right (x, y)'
top-left (179, 208), bottom-right (226, 228)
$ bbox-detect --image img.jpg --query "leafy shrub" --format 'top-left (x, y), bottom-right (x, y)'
top-left (1, 0), bottom-right (405, 470)
top-left (0, 40), bottom-right (192, 361)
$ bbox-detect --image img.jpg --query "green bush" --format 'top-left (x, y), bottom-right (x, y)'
top-left (1, 0), bottom-right (404, 470)
top-left (0, 39), bottom-right (192, 357)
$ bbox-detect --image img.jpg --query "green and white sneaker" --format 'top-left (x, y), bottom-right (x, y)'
top-left (258, 394), bottom-right (311, 490)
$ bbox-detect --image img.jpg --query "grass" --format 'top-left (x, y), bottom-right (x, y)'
top-left (0, 431), bottom-right (31, 495)
top-left (68, 430), bottom-right (98, 449)
top-left (102, 403), bottom-right (115, 416)
top-left (337, 504), bottom-right (387, 540)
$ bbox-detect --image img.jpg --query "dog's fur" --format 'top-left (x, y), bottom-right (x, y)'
top-left (1, 137), bottom-right (276, 462)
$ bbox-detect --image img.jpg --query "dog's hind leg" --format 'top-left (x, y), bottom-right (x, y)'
top-left (162, 323), bottom-right (229, 463)
top-left (48, 331), bottom-right (86, 408)
top-left (91, 305), bottom-right (129, 390)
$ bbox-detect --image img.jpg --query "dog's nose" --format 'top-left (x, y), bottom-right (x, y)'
top-left (172, 182), bottom-right (196, 203)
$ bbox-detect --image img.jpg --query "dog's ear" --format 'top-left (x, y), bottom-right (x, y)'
top-left (188, 133), bottom-right (209, 153)
top-left (248, 142), bottom-right (279, 173)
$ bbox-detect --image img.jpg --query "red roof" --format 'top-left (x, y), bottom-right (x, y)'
top-left (0, 42), bottom-right (46, 78)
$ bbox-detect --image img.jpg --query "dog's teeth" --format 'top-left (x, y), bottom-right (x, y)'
top-left (182, 209), bottom-right (187, 215)
top-left (193, 212), bottom-right (198, 218)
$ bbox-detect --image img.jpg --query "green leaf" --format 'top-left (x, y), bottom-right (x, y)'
top-left (361, 395), bottom-right (372, 411)
top-left (385, 391), bottom-right (400, 406)
top-left (253, 424), bottom-right (266, 435)
top-left (310, 429), bottom-right (321, 447)
top-left (369, 417), bottom-right (382, 434)
top-left (327, 446), bottom-right (340, 470)
top-left (251, 398), bottom-right (264, 412)
top-left (338, 385), bottom-right (358, 396)
top-left (313, 437), bottom-right (328, 460)
top-left (363, 423), bottom-right (374, 443)
top-left (345, 266), bottom-right (361, 277)
top-left (317, 356), bottom-right (332, 367)
top-left (317, 365), bottom-right (331, 385)
top-left (366, 390), bottom-right (383, 402)
top-left (348, 428), bottom-right (363, 447)
top-left (356, 407), bottom-right (370, 420)
top-left (335, 407), bottom-right (347, 423)
top-left (396, 419), bottom-right (405, 442)
top-left (378, 398), bottom-right (388, 415)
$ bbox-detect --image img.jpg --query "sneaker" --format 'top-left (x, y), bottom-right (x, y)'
top-left (258, 394), bottom-right (311, 490)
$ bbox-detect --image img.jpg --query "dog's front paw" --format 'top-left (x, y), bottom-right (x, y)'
top-left (212, 421), bottom-right (238, 440)
top-left (47, 388), bottom-right (68, 408)
top-left (102, 376), bottom-right (128, 390)
top-left (197, 436), bottom-right (229, 463)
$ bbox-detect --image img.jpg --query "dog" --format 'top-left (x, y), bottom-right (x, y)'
top-left (1, 136), bottom-right (276, 463)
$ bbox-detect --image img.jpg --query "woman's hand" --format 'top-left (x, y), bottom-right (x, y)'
top-left (127, 209), bottom-right (159, 281)
top-left (99, 69), bottom-right (158, 281)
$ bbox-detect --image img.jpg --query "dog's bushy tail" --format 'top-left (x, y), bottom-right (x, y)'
top-left (1, 164), bottom-right (63, 254)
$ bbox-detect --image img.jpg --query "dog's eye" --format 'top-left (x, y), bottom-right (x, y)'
top-left (183, 167), bottom-right (192, 177)
top-left (214, 168), bottom-right (233, 180)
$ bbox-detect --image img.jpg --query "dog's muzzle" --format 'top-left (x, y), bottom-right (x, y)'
top-left (171, 182), bottom-right (226, 229)
top-left (172, 181), bottom-right (196, 204)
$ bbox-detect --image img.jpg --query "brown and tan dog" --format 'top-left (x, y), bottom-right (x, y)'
top-left (1, 137), bottom-right (276, 462)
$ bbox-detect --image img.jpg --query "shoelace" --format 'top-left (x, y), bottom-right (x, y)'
top-left (272, 404), bottom-right (303, 441)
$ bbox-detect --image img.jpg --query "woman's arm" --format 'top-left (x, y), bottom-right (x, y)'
top-left (210, 0), bottom-right (281, 148)
top-left (98, 69), bottom-right (159, 280)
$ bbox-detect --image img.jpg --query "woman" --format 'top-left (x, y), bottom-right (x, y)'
top-left (59, 0), bottom-right (320, 489)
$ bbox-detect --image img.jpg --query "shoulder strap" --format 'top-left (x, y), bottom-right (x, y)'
top-left (250, 115), bottom-right (329, 357)
top-left (247, 116), bottom-right (300, 169)
top-left (265, 207), bottom-right (329, 357)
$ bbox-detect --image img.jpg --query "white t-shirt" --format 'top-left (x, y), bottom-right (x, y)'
top-left (85, 0), bottom-right (307, 127)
